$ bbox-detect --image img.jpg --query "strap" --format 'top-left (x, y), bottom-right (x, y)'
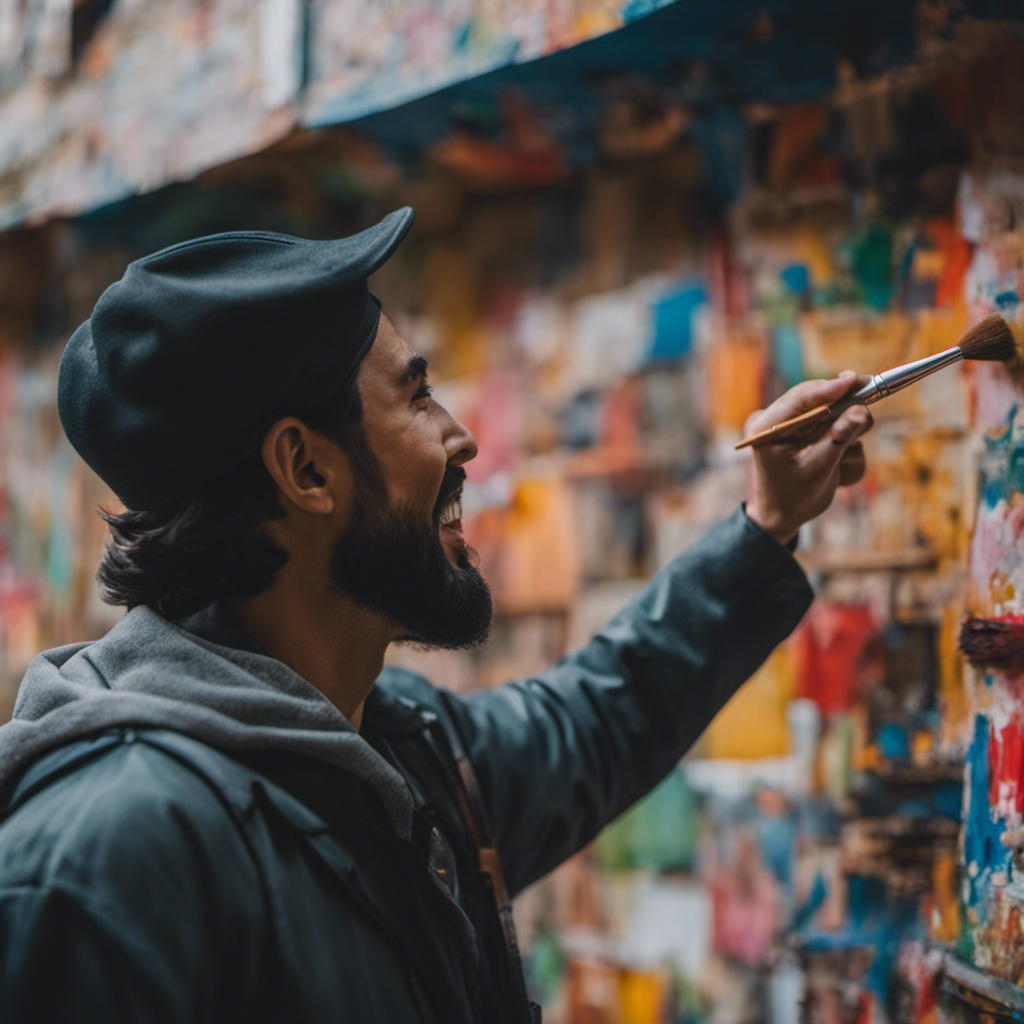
top-left (452, 752), bottom-right (536, 1021)
top-left (397, 713), bottom-right (542, 1023)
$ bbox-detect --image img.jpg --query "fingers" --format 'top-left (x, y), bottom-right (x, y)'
top-left (746, 371), bottom-right (870, 437)
top-left (768, 371), bottom-right (862, 419)
top-left (801, 404), bottom-right (873, 478)
top-left (837, 441), bottom-right (867, 487)
top-left (829, 403), bottom-right (873, 446)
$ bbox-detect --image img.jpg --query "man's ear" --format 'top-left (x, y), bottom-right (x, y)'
top-left (260, 417), bottom-right (346, 516)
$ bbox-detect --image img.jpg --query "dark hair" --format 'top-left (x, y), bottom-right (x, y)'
top-left (96, 373), bottom-right (371, 621)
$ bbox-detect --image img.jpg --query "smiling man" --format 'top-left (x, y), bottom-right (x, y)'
top-left (0, 208), bottom-right (870, 1023)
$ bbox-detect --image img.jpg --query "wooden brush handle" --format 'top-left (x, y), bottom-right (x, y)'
top-left (734, 403), bottom-right (835, 450)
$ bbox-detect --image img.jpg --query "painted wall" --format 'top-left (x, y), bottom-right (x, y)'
top-left (0, 0), bottom-right (683, 229)
top-left (960, 176), bottom-right (1024, 988)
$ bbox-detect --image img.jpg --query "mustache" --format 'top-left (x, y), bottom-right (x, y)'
top-left (433, 466), bottom-right (467, 522)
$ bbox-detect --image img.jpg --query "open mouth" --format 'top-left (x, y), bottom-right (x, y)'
top-left (438, 489), bottom-right (464, 537)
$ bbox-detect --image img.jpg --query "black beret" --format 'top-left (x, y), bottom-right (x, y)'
top-left (58, 206), bottom-right (415, 511)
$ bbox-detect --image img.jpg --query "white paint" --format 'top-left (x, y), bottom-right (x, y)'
top-left (0, 0), bottom-right (27, 72)
top-left (259, 0), bottom-right (302, 109)
top-left (32, 0), bottom-right (71, 79)
top-left (619, 875), bottom-right (711, 979)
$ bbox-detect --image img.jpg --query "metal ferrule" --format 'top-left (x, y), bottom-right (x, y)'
top-left (838, 346), bottom-right (964, 408)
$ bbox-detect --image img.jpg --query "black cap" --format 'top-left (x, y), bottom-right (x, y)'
top-left (57, 206), bottom-right (415, 511)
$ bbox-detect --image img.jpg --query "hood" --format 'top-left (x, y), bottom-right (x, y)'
top-left (0, 603), bottom-right (415, 838)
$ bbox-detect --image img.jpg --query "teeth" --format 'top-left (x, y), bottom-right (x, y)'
top-left (440, 495), bottom-right (462, 527)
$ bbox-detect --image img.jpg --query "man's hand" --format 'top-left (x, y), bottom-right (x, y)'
top-left (743, 371), bottom-right (873, 546)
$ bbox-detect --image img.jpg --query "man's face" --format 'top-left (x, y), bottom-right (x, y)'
top-left (326, 315), bottom-right (492, 650)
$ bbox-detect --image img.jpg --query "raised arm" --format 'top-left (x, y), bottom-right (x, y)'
top-left (439, 373), bottom-right (873, 896)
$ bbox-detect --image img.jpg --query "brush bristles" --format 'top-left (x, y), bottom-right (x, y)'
top-left (958, 313), bottom-right (1017, 362)
top-left (959, 617), bottom-right (1024, 668)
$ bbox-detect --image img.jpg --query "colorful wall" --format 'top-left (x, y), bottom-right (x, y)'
top-left (3, 9), bottom-right (1024, 1024)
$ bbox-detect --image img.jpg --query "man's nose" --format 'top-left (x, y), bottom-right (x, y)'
top-left (446, 414), bottom-right (478, 467)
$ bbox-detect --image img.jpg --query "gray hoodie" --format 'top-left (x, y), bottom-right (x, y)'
top-left (0, 601), bottom-right (416, 839)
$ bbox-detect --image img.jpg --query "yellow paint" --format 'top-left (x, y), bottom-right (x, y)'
top-left (917, 304), bottom-right (967, 356)
top-left (874, 432), bottom-right (963, 565)
top-left (705, 643), bottom-right (796, 759)
top-left (930, 849), bottom-right (959, 942)
top-left (975, 573), bottom-right (1017, 619)
top-left (938, 604), bottom-right (970, 750)
top-left (799, 312), bottom-right (913, 377)
top-left (792, 226), bottom-right (835, 287)
top-left (618, 968), bottom-right (667, 1024)
top-left (912, 249), bottom-right (946, 280)
top-left (912, 730), bottom-right (935, 764)
top-left (569, 11), bottom-right (620, 40)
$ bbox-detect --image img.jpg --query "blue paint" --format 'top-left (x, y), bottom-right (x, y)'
top-left (995, 290), bottom-right (1019, 311)
top-left (853, 770), bottom-right (961, 819)
top-left (799, 876), bottom-right (920, 1005)
top-left (647, 284), bottom-right (704, 362)
top-left (878, 722), bottom-right (910, 761)
top-left (756, 811), bottom-right (797, 886)
top-left (791, 872), bottom-right (827, 931)
top-left (963, 714), bottom-right (1011, 912)
top-left (780, 263), bottom-right (810, 295)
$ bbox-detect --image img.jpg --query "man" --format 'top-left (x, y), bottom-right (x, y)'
top-left (0, 208), bottom-right (871, 1022)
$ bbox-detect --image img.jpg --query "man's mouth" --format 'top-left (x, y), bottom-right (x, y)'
top-left (438, 489), bottom-right (464, 537)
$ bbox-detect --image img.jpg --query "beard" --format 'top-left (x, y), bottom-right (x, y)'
top-left (327, 466), bottom-right (493, 651)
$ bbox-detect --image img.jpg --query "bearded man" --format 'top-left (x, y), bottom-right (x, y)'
top-left (0, 208), bottom-right (871, 1023)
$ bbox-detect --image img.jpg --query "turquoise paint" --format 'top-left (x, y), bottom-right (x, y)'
top-left (452, 20), bottom-right (473, 52)
top-left (981, 405), bottom-right (1024, 508)
top-left (771, 323), bottom-right (804, 388)
top-left (622, 0), bottom-right (668, 23)
top-left (780, 263), bottom-right (810, 295)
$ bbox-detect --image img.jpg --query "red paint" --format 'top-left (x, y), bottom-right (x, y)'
top-left (796, 604), bottom-right (884, 716)
top-left (988, 719), bottom-right (1024, 816)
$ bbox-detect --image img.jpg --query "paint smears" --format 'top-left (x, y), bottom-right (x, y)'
top-left (960, 616), bottom-right (1024, 670)
top-left (983, 404), bottom-right (1024, 508)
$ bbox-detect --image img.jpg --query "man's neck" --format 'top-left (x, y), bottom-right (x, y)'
top-left (229, 574), bottom-right (394, 732)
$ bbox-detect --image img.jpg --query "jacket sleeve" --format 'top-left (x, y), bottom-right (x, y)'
top-left (0, 741), bottom-right (267, 1023)
top-left (440, 505), bottom-right (814, 897)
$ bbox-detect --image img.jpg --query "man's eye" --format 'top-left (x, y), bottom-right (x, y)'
top-left (413, 383), bottom-right (434, 402)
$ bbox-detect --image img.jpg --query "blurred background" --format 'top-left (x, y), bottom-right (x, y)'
top-left (4, 1), bottom-right (1024, 1021)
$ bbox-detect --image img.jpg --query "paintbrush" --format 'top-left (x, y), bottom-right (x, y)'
top-left (736, 314), bottom-right (1016, 450)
